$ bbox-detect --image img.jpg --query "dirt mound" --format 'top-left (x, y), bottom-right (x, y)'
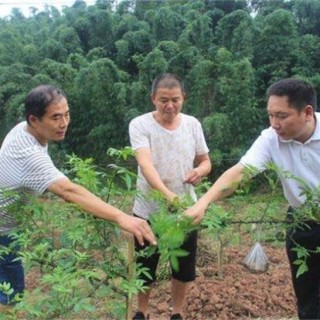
top-left (146, 244), bottom-right (297, 320)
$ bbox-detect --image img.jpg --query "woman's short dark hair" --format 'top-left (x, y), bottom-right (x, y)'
top-left (25, 85), bottom-right (66, 124)
top-left (151, 73), bottom-right (185, 96)
top-left (267, 78), bottom-right (317, 112)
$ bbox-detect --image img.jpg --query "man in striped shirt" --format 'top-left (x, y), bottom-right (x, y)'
top-left (0, 84), bottom-right (156, 309)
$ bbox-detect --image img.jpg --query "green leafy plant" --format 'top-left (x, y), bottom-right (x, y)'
top-left (2, 149), bottom-right (319, 319)
top-left (2, 148), bottom-right (144, 319)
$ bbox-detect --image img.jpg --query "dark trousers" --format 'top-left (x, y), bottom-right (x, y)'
top-left (133, 214), bottom-right (197, 285)
top-left (0, 235), bottom-right (25, 305)
top-left (286, 220), bottom-right (320, 319)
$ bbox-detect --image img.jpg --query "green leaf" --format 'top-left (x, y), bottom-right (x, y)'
top-left (296, 263), bottom-right (308, 278)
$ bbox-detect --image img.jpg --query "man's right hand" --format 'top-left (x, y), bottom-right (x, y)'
top-left (184, 199), bottom-right (209, 225)
top-left (117, 214), bottom-right (157, 246)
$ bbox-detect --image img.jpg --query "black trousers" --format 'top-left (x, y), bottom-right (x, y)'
top-left (133, 214), bottom-right (198, 285)
top-left (286, 218), bottom-right (320, 320)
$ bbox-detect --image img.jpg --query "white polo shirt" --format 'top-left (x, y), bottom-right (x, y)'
top-left (240, 112), bottom-right (320, 208)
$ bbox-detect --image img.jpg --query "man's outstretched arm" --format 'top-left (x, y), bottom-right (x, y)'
top-left (48, 177), bottom-right (157, 246)
top-left (185, 163), bottom-right (245, 224)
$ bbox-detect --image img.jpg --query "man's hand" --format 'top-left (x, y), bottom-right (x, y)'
top-left (184, 199), bottom-right (209, 225)
top-left (167, 194), bottom-right (183, 213)
top-left (184, 168), bottom-right (202, 186)
top-left (117, 214), bottom-right (157, 246)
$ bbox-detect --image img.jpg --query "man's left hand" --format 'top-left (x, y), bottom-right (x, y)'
top-left (184, 168), bottom-right (202, 186)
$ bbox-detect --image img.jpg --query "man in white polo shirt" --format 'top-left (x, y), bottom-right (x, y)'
top-left (0, 84), bottom-right (156, 310)
top-left (186, 78), bottom-right (320, 319)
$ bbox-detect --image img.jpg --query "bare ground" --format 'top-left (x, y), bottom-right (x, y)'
top-left (143, 242), bottom-right (297, 320)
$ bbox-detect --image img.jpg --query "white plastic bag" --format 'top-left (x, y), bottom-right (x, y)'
top-left (243, 242), bottom-right (269, 273)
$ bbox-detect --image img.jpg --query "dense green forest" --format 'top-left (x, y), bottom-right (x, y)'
top-left (1, 0), bottom-right (320, 176)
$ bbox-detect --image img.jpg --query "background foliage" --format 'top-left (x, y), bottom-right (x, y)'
top-left (1, 0), bottom-right (320, 176)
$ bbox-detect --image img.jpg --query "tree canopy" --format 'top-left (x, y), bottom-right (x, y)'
top-left (1, 0), bottom-right (320, 176)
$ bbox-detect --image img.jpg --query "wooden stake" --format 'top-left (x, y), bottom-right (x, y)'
top-left (126, 235), bottom-right (135, 320)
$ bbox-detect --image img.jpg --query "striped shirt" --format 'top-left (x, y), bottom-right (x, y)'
top-left (0, 121), bottom-right (65, 234)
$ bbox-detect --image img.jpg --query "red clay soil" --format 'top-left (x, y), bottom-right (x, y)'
top-left (145, 243), bottom-right (297, 320)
